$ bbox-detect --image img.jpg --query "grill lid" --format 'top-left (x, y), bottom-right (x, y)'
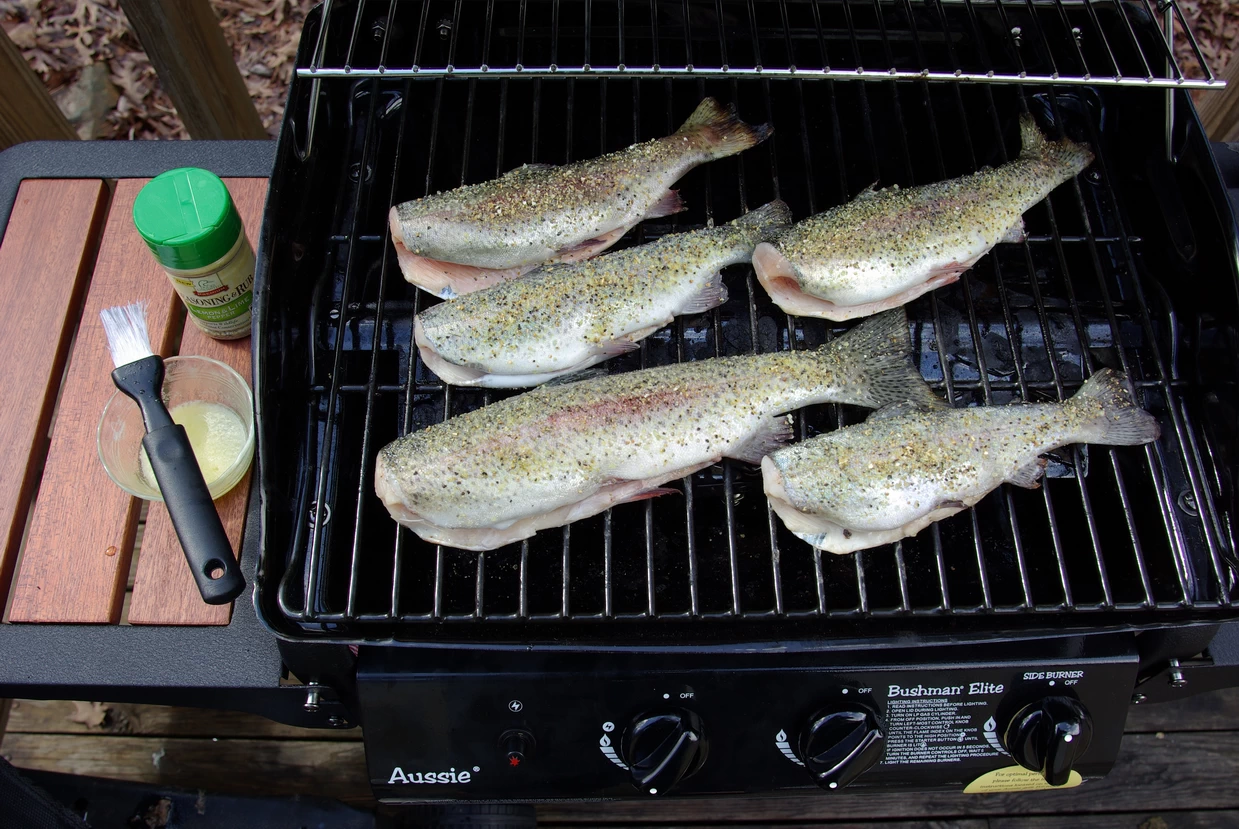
top-left (252, 0), bottom-right (1239, 645)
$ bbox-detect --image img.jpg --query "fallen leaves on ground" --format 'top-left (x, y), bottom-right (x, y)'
top-left (67, 700), bottom-right (109, 729)
top-left (0, 0), bottom-right (312, 139)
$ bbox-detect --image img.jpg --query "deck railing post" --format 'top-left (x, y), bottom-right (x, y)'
top-left (0, 28), bottom-right (77, 150)
top-left (118, 0), bottom-right (268, 140)
top-left (1197, 60), bottom-right (1239, 142)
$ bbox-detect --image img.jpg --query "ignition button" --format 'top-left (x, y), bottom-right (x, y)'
top-left (499, 729), bottom-right (536, 768)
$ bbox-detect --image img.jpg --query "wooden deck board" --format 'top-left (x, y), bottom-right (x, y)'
top-left (2, 690), bottom-right (1238, 823)
top-left (127, 177), bottom-right (266, 626)
top-left (3, 699), bottom-right (361, 741)
top-left (988, 813), bottom-right (1239, 828)
top-left (1124, 687), bottom-right (1239, 733)
top-left (547, 817), bottom-right (991, 822)
top-left (0, 733), bottom-right (369, 803)
top-left (547, 818), bottom-right (1237, 829)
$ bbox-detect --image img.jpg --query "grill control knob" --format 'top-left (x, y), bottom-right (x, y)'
top-left (799, 703), bottom-right (886, 790)
top-left (1002, 696), bottom-right (1093, 786)
top-left (620, 709), bottom-right (707, 795)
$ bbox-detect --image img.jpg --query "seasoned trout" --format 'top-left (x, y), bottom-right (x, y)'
top-left (415, 201), bottom-right (793, 388)
top-left (753, 114), bottom-right (1094, 321)
top-left (762, 369), bottom-right (1159, 554)
top-left (375, 309), bottom-right (935, 551)
top-left (390, 97), bottom-right (773, 298)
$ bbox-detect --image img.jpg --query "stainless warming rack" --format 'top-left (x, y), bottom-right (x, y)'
top-left (298, 0), bottom-right (1220, 87)
top-left (259, 0), bottom-right (1238, 642)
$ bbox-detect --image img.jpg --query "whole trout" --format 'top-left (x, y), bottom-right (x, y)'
top-left (753, 114), bottom-right (1094, 320)
top-left (390, 97), bottom-right (773, 298)
top-left (762, 369), bottom-right (1160, 554)
top-left (415, 201), bottom-right (792, 388)
top-left (376, 309), bottom-right (935, 551)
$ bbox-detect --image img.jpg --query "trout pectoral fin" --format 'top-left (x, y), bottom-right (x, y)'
top-left (679, 272), bottom-right (728, 315)
top-left (645, 189), bottom-right (686, 219)
top-left (866, 400), bottom-right (936, 422)
top-left (615, 487), bottom-right (679, 504)
top-left (999, 217), bottom-right (1027, 244)
top-left (730, 416), bottom-right (795, 465)
top-left (554, 226), bottom-right (630, 262)
top-left (591, 337), bottom-right (645, 358)
top-left (547, 192), bottom-right (682, 266)
top-left (1005, 458), bottom-right (1048, 489)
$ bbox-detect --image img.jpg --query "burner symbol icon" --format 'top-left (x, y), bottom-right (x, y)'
top-left (775, 729), bottom-right (804, 766)
top-left (599, 730), bottom-right (628, 769)
top-left (983, 716), bottom-right (1007, 754)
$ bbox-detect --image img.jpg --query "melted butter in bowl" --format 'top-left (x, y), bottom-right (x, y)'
top-left (139, 400), bottom-right (249, 493)
top-left (98, 356), bottom-right (255, 502)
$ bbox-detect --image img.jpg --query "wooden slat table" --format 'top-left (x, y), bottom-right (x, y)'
top-left (0, 174), bottom-right (265, 626)
top-left (0, 140), bottom-right (349, 744)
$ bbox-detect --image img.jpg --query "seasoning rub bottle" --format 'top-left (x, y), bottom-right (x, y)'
top-left (133, 168), bottom-right (255, 340)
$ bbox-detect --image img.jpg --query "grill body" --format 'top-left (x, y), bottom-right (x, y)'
top-left (252, 0), bottom-right (1239, 800)
top-left (255, 1), bottom-right (1238, 646)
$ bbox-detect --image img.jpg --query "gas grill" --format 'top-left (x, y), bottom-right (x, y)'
top-left (250, 0), bottom-right (1239, 803)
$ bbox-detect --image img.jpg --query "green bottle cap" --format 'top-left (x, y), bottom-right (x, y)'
top-left (133, 167), bottom-right (243, 271)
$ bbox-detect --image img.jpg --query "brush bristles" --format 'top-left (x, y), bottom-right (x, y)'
top-left (100, 301), bottom-right (154, 368)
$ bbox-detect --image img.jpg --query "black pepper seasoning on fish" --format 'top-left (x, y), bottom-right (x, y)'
top-left (390, 97), bottom-right (774, 298)
top-left (753, 114), bottom-right (1094, 320)
top-left (376, 309), bottom-right (936, 551)
top-left (762, 369), bottom-right (1160, 554)
top-left (415, 201), bottom-right (792, 388)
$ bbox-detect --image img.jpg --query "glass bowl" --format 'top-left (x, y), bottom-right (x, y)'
top-left (98, 355), bottom-right (255, 501)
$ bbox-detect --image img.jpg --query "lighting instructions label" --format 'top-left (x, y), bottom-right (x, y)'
top-left (881, 682), bottom-right (1008, 766)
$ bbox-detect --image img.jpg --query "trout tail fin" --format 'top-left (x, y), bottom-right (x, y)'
top-left (676, 97), bottom-right (774, 160)
top-left (821, 308), bottom-right (942, 410)
top-left (1018, 113), bottom-right (1094, 176)
top-left (725, 200), bottom-right (793, 246)
top-left (1069, 369), bottom-right (1160, 445)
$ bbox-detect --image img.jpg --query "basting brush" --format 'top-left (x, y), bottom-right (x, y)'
top-left (100, 302), bottom-right (245, 605)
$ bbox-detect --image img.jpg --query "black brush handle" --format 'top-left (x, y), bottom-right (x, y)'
top-left (142, 425), bottom-right (245, 605)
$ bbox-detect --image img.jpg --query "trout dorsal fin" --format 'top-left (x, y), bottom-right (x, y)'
top-left (726, 200), bottom-right (793, 242)
top-left (500, 162), bottom-right (555, 181)
top-left (856, 181), bottom-right (895, 200)
top-left (1018, 113), bottom-right (1048, 158)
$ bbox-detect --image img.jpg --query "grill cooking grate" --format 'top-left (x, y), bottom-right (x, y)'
top-left (256, 1), bottom-right (1239, 642)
